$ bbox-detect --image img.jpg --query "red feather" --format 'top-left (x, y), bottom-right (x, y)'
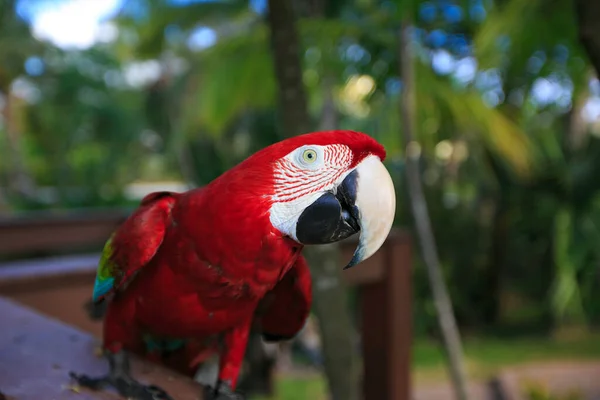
top-left (259, 255), bottom-right (312, 340)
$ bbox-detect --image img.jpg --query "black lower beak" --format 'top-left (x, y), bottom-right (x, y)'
top-left (295, 170), bottom-right (360, 245)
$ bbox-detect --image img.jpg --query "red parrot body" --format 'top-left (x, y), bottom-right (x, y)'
top-left (76, 130), bottom-right (396, 400)
top-left (96, 187), bottom-right (311, 387)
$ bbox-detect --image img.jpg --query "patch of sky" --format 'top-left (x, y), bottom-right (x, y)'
top-left (187, 26), bottom-right (218, 51)
top-left (20, 0), bottom-right (123, 49)
top-left (527, 51), bottom-right (546, 74)
top-left (589, 78), bottom-right (600, 96)
top-left (530, 76), bottom-right (572, 107)
top-left (432, 50), bottom-right (456, 75)
top-left (385, 78), bottom-right (402, 95)
top-left (442, 4), bottom-right (463, 23)
top-left (447, 34), bottom-right (470, 57)
top-left (15, 0), bottom-right (48, 22)
top-left (120, 0), bottom-right (149, 20)
top-left (25, 56), bottom-right (45, 76)
top-left (250, 0), bottom-right (267, 15)
top-left (469, 4), bottom-right (486, 22)
top-left (428, 29), bottom-right (448, 48)
top-left (168, 0), bottom-right (224, 6)
top-left (453, 57), bottom-right (477, 84)
top-left (583, 97), bottom-right (600, 121)
top-left (346, 44), bottom-right (371, 65)
top-left (475, 68), bottom-right (502, 91)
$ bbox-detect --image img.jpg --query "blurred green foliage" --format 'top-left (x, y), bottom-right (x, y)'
top-left (3, 0), bottom-right (600, 359)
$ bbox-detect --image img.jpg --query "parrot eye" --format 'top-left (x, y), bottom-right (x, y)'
top-left (290, 145), bottom-right (324, 168)
top-left (302, 149), bottom-right (318, 164)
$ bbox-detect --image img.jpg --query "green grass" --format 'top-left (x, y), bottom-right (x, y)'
top-left (252, 375), bottom-right (327, 400)
top-left (413, 331), bottom-right (600, 383)
top-left (253, 332), bottom-right (600, 399)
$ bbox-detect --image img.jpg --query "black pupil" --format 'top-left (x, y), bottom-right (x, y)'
top-left (307, 152), bottom-right (313, 159)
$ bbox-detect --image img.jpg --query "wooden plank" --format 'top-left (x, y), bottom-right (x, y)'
top-left (0, 254), bottom-right (98, 292)
top-left (0, 209), bottom-right (128, 256)
top-left (0, 296), bottom-right (204, 400)
top-left (0, 254), bottom-right (102, 337)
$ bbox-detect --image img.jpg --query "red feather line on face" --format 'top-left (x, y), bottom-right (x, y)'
top-left (271, 144), bottom-right (353, 203)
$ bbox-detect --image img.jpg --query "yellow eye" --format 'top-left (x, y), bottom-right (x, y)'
top-left (302, 149), bottom-right (318, 163)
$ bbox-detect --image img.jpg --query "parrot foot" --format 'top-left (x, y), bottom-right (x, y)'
top-left (69, 372), bottom-right (173, 400)
top-left (203, 380), bottom-right (245, 400)
top-left (69, 351), bottom-right (173, 400)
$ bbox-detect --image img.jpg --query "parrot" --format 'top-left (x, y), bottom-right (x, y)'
top-left (69, 130), bottom-right (396, 400)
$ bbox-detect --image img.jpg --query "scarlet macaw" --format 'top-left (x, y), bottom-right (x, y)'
top-left (69, 130), bottom-right (396, 400)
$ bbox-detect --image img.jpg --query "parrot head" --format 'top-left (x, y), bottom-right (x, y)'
top-left (239, 130), bottom-right (396, 270)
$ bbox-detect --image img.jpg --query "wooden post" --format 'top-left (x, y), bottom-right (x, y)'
top-left (343, 230), bottom-right (412, 400)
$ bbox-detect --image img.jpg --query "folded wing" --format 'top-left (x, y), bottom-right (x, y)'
top-left (259, 255), bottom-right (313, 341)
top-left (92, 191), bottom-right (178, 302)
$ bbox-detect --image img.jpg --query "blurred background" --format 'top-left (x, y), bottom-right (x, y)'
top-left (3, 0), bottom-right (600, 399)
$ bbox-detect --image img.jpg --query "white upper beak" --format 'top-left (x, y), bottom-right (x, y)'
top-left (344, 155), bottom-right (396, 269)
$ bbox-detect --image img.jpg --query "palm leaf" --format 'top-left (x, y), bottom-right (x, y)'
top-left (416, 65), bottom-right (534, 176)
top-left (181, 27), bottom-right (276, 136)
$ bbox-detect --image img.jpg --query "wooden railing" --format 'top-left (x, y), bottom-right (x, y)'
top-left (0, 208), bottom-right (412, 400)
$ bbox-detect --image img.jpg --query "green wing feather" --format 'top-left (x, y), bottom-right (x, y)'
top-left (92, 234), bottom-right (117, 302)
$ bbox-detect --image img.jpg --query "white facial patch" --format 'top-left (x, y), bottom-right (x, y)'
top-left (268, 144), bottom-right (354, 241)
top-left (269, 191), bottom-right (325, 242)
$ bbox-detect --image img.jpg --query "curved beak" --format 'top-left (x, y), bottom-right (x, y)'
top-left (294, 155), bottom-right (396, 269)
top-left (343, 155), bottom-right (396, 269)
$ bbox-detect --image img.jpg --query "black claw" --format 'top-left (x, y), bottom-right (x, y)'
top-left (262, 332), bottom-right (293, 342)
top-left (203, 380), bottom-right (245, 400)
top-left (69, 372), bottom-right (109, 390)
top-left (69, 351), bottom-right (174, 400)
top-left (115, 378), bottom-right (174, 400)
top-left (70, 372), bottom-right (173, 400)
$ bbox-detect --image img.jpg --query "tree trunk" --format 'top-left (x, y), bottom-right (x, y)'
top-left (398, 22), bottom-right (470, 400)
top-left (304, 245), bottom-right (359, 400)
top-left (1, 90), bottom-right (36, 201)
top-left (575, 0), bottom-right (600, 78)
top-left (567, 78), bottom-right (589, 151)
top-left (267, 0), bottom-right (312, 136)
top-left (483, 199), bottom-right (508, 326)
top-left (266, 1), bottom-right (359, 399)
